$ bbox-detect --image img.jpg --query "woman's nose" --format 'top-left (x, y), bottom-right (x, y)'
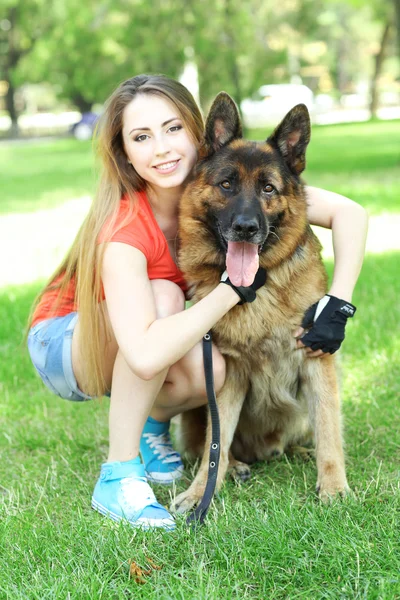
top-left (154, 135), bottom-right (170, 156)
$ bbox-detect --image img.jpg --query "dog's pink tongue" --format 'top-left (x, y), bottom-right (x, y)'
top-left (226, 242), bottom-right (259, 287)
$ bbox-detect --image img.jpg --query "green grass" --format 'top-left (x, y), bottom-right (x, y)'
top-left (1, 119), bottom-right (400, 217)
top-left (252, 119), bottom-right (400, 216)
top-left (1, 121), bottom-right (400, 597)
top-left (0, 138), bottom-right (95, 215)
top-left (0, 253), bottom-right (399, 599)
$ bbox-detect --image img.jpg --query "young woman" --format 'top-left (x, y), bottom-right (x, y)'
top-left (27, 74), bottom-right (368, 531)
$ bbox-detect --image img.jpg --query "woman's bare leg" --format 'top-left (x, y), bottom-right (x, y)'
top-left (71, 280), bottom-right (225, 463)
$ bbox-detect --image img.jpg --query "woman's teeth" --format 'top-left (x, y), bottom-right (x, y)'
top-left (155, 161), bottom-right (178, 170)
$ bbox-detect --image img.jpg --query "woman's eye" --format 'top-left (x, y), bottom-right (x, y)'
top-left (263, 184), bottom-right (275, 194)
top-left (135, 134), bottom-right (149, 142)
top-left (168, 125), bottom-right (182, 133)
top-left (220, 180), bottom-right (231, 190)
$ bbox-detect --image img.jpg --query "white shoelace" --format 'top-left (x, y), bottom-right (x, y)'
top-left (120, 477), bottom-right (157, 512)
top-left (142, 432), bottom-right (181, 464)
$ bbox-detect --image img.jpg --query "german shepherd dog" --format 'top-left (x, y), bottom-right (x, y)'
top-left (173, 93), bottom-right (350, 513)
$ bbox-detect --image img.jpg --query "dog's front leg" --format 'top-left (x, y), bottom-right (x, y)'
top-left (302, 356), bottom-right (350, 501)
top-left (172, 366), bottom-right (247, 514)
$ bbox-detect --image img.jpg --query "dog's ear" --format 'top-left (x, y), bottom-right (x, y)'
top-left (268, 104), bottom-right (310, 175)
top-left (203, 92), bottom-right (242, 156)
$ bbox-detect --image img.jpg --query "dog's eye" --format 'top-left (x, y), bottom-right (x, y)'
top-left (220, 180), bottom-right (231, 190)
top-left (263, 184), bottom-right (275, 194)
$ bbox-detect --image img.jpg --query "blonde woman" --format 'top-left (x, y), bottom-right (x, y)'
top-left (27, 74), bottom-right (368, 530)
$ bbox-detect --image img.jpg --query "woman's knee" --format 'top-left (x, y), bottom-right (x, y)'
top-left (168, 342), bottom-right (226, 401)
top-left (150, 280), bottom-right (185, 319)
top-left (210, 345), bottom-right (226, 395)
top-left (189, 342), bottom-right (226, 397)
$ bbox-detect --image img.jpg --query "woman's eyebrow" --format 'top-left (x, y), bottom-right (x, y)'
top-left (129, 117), bottom-right (180, 135)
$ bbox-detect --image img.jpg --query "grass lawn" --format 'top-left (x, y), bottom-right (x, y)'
top-left (1, 119), bottom-right (400, 217)
top-left (252, 119), bottom-right (400, 217)
top-left (0, 138), bottom-right (96, 215)
top-left (0, 121), bottom-right (400, 598)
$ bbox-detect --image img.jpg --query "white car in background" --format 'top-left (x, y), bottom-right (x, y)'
top-left (241, 84), bottom-right (315, 129)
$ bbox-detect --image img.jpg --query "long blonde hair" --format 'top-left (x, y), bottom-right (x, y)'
top-left (30, 74), bottom-right (204, 397)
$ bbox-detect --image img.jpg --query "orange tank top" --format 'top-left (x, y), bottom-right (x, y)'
top-left (31, 192), bottom-right (187, 327)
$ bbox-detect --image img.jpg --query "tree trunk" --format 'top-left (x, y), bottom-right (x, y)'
top-left (4, 71), bottom-right (19, 137)
top-left (336, 38), bottom-right (348, 94)
top-left (224, 0), bottom-right (244, 125)
top-left (72, 93), bottom-right (93, 113)
top-left (394, 0), bottom-right (400, 56)
top-left (4, 8), bottom-right (20, 137)
top-left (370, 22), bottom-right (392, 117)
top-left (2, 4), bottom-right (53, 137)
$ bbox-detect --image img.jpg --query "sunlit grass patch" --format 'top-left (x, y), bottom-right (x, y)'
top-left (0, 138), bottom-right (95, 215)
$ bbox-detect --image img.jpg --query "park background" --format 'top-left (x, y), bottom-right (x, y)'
top-left (1, 0), bottom-right (400, 598)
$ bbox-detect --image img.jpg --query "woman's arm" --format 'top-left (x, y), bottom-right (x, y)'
top-left (295, 186), bottom-right (369, 357)
top-left (305, 186), bottom-right (369, 303)
top-left (102, 242), bottom-right (240, 381)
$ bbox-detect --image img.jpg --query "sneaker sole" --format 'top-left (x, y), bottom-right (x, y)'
top-left (145, 468), bottom-right (184, 485)
top-left (91, 499), bottom-right (175, 530)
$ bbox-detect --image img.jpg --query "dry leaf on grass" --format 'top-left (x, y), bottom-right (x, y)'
top-left (146, 556), bottom-right (162, 571)
top-left (128, 557), bottom-right (163, 584)
top-left (128, 561), bottom-right (147, 584)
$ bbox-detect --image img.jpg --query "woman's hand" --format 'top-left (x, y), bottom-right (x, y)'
top-left (294, 295), bottom-right (356, 358)
top-left (220, 267), bottom-right (267, 304)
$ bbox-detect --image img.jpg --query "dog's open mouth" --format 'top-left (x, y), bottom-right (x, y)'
top-left (216, 222), bottom-right (263, 286)
top-left (226, 241), bottom-right (260, 287)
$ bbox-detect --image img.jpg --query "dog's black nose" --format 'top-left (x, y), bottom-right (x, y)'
top-left (232, 215), bottom-right (259, 237)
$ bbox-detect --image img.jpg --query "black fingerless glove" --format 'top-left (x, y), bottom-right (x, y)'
top-left (300, 294), bottom-right (356, 354)
top-left (220, 268), bottom-right (267, 304)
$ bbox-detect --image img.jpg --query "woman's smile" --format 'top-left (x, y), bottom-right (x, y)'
top-left (153, 159), bottom-right (181, 174)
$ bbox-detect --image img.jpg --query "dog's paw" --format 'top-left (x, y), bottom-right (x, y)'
top-left (316, 462), bottom-right (350, 503)
top-left (171, 485), bottom-right (205, 514)
top-left (229, 461), bottom-right (251, 483)
top-left (269, 448), bottom-right (284, 459)
top-left (316, 479), bottom-right (351, 503)
top-left (287, 445), bottom-right (315, 461)
top-left (259, 443), bottom-right (284, 462)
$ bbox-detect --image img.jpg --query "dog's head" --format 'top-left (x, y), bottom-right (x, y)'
top-left (180, 92), bottom-right (311, 285)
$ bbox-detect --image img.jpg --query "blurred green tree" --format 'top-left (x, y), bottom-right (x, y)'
top-left (342, 0), bottom-right (395, 117)
top-left (1, 0), bottom-right (397, 136)
top-left (0, 0), bottom-right (54, 136)
top-left (15, 0), bottom-right (185, 110)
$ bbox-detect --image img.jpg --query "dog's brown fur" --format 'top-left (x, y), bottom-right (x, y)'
top-left (173, 93), bottom-right (349, 513)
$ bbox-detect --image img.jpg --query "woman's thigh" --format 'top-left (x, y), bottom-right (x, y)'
top-left (71, 279), bottom-right (186, 394)
top-left (28, 313), bottom-right (92, 401)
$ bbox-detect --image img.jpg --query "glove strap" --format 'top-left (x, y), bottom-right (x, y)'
top-left (314, 295), bottom-right (356, 322)
top-left (220, 270), bottom-right (246, 304)
top-left (326, 295), bottom-right (356, 318)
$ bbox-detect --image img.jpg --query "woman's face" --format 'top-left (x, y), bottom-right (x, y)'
top-left (122, 94), bottom-right (198, 192)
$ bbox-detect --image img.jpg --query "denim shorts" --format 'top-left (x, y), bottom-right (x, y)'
top-left (27, 312), bottom-right (93, 402)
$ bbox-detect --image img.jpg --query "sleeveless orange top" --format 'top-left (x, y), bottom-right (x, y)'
top-left (31, 192), bottom-right (187, 327)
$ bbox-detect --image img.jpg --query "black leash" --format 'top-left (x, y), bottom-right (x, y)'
top-left (186, 331), bottom-right (220, 526)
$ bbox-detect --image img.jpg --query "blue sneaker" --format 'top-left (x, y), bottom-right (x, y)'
top-left (140, 417), bottom-right (184, 484)
top-left (91, 457), bottom-right (175, 530)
